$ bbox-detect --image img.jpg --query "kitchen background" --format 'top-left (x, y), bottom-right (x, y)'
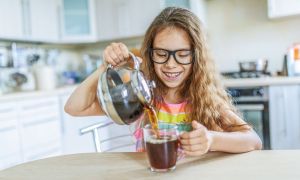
top-left (1, 0), bottom-right (300, 170)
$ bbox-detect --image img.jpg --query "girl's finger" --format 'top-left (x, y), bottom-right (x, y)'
top-left (183, 150), bottom-right (206, 156)
top-left (103, 50), bottom-right (117, 66)
top-left (181, 144), bottom-right (202, 152)
top-left (108, 48), bottom-right (120, 64)
top-left (118, 43), bottom-right (129, 59)
top-left (180, 128), bottom-right (205, 139)
top-left (180, 137), bottom-right (202, 145)
top-left (111, 43), bottom-right (124, 62)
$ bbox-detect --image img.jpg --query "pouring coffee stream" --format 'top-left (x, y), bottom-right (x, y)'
top-left (97, 52), bottom-right (160, 137)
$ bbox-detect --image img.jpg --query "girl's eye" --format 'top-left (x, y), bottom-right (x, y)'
top-left (155, 50), bottom-right (167, 57)
top-left (177, 51), bottom-right (191, 57)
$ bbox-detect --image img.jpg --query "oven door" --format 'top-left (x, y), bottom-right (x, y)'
top-left (236, 102), bottom-right (270, 149)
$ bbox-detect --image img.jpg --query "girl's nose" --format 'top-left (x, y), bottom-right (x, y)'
top-left (165, 55), bottom-right (177, 68)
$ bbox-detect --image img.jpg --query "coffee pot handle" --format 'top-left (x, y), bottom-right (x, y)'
top-left (107, 52), bottom-right (140, 70)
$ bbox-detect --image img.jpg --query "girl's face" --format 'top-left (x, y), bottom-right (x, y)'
top-left (152, 27), bottom-right (193, 91)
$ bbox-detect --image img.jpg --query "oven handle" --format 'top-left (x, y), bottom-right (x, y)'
top-left (236, 104), bottom-right (264, 111)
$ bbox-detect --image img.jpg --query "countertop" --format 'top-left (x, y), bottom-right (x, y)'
top-left (0, 85), bottom-right (77, 102)
top-left (222, 76), bottom-right (300, 87)
top-left (2, 76), bottom-right (300, 101)
top-left (0, 150), bottom-right (299, 180)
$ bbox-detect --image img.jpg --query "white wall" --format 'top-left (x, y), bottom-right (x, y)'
top-left (206, 0), bottom-right (300, 73)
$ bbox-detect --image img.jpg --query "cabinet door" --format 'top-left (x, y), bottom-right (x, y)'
top-left (28, 0), bottom-right (59, 42)
top-left (19, 96), bottom-right (62, 161)
top-left (269, 85), bottom-right (300, 149)
top-left (59, 0), bottom-right (97, 42)
top-left (96, 0), bottom-right (118, 40)
top-left (269, 86), bottom-right (288, 149)
top-left (285, 85), bottom-right (300, 149)
top-left (0, 102), bottom-right (22, 170)
top-left (268, 0), bottom-right (300, 18)
top-left (0, 0), bottom-right (23, 39)
top-left (97, 0), bottom-right (161, 41)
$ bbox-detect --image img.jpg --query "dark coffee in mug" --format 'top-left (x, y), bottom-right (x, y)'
top-left (145, 136), bottom-right (178, 170)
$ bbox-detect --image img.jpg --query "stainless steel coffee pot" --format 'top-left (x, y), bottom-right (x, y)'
top-left (97, 52), bottom-right (156, 125)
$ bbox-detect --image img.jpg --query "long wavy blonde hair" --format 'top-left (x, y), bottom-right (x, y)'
top-left (140, 7), bottom-right (249, 132)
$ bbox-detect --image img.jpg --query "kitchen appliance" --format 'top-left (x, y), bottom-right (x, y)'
top-left (227, 86), bottom-right (270, 149)
top-left (0, 68), bottom-right (36, 93)
top-left (222, 71), bottom-right (271, 79)
top-left (239, 58), bottom-right (268, 72)
top-left (97, 52), bottom-right (156, 125)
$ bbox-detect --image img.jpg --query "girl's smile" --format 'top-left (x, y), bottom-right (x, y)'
top-left (162, 71), bottom-right (182, 81)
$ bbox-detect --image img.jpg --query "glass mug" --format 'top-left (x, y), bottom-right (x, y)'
top-left (143, 123), bottom-right (179, 172)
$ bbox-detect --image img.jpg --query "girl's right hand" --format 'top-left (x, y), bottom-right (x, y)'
top-left (103, 42), bottom-right (130, 67)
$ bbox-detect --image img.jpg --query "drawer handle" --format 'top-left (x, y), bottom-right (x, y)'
top-left (23, 116), bottom-right (58, 127)
top-left (0, 126), bottom-right (16, 133)
top-left (22, 102), bottom-right (57, 110)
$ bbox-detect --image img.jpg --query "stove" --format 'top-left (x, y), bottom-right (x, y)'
top-left (222, 71), bottom-right (271, 79)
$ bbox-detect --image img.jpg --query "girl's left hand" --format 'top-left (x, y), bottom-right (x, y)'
top-left (179, 120), bottom-right (213, 156)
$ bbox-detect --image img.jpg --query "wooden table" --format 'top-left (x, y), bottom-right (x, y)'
top-left (0, 150), bottom-right (299, 180)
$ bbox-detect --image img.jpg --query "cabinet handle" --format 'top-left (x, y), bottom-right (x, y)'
top-left (0, 108), bottom-right (14, 113)
top-left (0, 126), bottom-right (16, 132)
top-left (22, 101), bottom-right (57, 110)
top-left (23, 116), bottom-right (58, 127)
top-left (282, 89), bottom-right (288, 137)
top-left (236, 104), bottom-right (264, 111)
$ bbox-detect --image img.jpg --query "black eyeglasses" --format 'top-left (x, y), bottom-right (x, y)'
top-left (149, 48), bottom-right (194, 65)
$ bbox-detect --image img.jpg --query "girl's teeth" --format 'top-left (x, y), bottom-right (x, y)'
top-left (165, 72), bottom-right (180, 78)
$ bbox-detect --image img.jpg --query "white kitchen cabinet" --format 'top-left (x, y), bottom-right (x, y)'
top-left (96, 0), bottom-right (207, 41)
top-left (0, 96), bottom-right (63, 170)
top-left (18, 96), bottom-right (62, 161)
top-left (96, 0), bottom-right (161, 40)
top-left (268, 0), bottom-right (300, 18)
top-left (58, 0), bottom-right (97, 43)
top-left (27, 0), bottom-right (60, 42)
top-left (0, 0), bottom-right (60, 42)
top-left (269, 85), bottom-right (300, 149)
top-left (0, 102), bottom-right (22, 170)
top-left (0, 0), bottom-right (23, 39)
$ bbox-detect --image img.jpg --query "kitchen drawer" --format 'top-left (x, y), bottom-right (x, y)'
top-left (19, 97), bottom-right (59, 118)
top-left (21, 111), bottom-right (60, 125)
top-left (0, 118), bottom-right (18, 130)
top-left (24, 141), bottom-right (62, 162)
top-left (0, 102), bottom-right (18, 120)
top-left (0, 127), bottom-right (21, 158)
top-left (21, 120), bottom-right (61, 150)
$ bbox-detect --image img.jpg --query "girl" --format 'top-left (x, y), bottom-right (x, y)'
top-left (65, 7), bottom-right (262, 156)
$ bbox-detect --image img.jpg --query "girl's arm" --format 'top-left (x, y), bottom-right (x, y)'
top-left (64, 64), bottom-right (106, 116)
top-left (209, 110), bottom-right (262, 153)
top-left (180, 111), bottom-right (262, 156)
